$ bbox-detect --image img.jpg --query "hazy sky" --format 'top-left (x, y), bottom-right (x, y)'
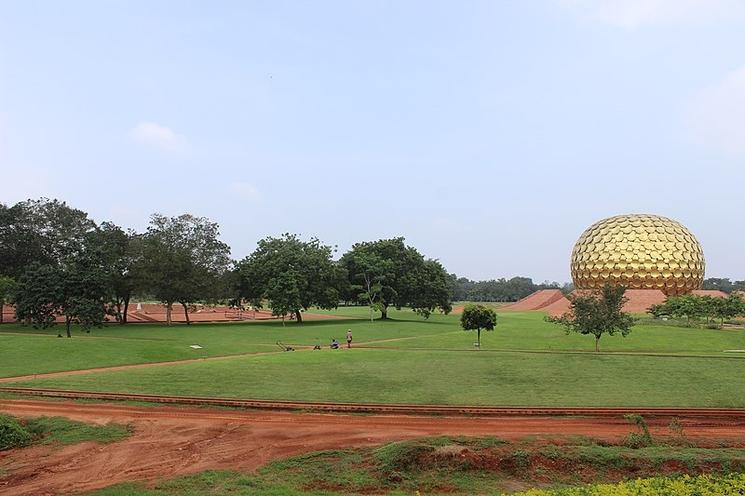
top-left (1, 1), bottom-right (744, 282)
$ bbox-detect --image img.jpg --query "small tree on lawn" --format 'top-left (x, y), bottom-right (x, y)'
top-left (548, 284), bottom-right (635, 352)
top-left (460, 304), bottom-right (497, 348)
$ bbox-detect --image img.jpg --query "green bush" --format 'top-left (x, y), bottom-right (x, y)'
top-left (514, 472), bottom-right (745, 495)
top-left (0, 414), bottom-right (32, 451)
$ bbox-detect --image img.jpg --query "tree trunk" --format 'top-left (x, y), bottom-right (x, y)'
top-left (115, 300), bottom-right (123, 323)
top-left (0, 302), bottom-right (3, 324)
top-left (381, 306), bottom-right (388, 320)
top-left (122, 296), bottom-right (129, 325)
top-left (166, 302), bottom-right (172, 326)
top-left (295, 310), bottom-right (303, 324)
top-left (595, 336), bottom-right (600, 352)
top-left (66, 317), bottom-right (72, 338)
top-left (181, 302), bottom-right (191, 325)
top-left (477, 328), bottom-right (481, 347)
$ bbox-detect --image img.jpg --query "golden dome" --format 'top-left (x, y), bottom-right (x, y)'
top-left (570, 214), bottom-right (705, 296)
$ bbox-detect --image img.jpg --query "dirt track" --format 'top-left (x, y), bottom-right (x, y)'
top-left (2, 400), bottom-right (745, 496)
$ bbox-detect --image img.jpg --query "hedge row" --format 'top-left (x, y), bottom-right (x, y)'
top-left (515, 473), bottom-right (745, 495)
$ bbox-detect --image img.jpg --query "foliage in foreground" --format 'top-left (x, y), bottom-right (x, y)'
top-left (0, 414), bottom-right (130, 451)
top-left (0, 414), bottom-right (33, 450)
top-left (515, 473), bottom-right (745, 495)
top-left (87, 436), bottom-right (745, 496)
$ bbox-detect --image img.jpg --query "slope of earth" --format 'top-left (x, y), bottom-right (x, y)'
top-left (3, 399), bottom-right (745, 496)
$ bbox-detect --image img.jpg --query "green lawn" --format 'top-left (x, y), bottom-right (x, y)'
top-left (9, 345), bottom-right (745, 407)
top-left (3, 308), bottom-right (745, 407)
top-left (0, 310), bottom-right (447, 377)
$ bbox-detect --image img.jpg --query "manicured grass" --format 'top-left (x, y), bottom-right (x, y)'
top-left (11, 346), bottom-right (745, 407)
top-left (85, 437), bottom-right (745, 495)
top-left (0, 309), bottom-right (447, 377)
top-left (4, 309), bottom-right (745, 407)
top-left (364, 311), bottom-right (745, 354)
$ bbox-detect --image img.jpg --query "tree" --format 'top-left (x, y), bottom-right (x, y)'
top-left (140, 214), bottom-right (232, 325)
top-left (236, 234), bottom-right (343, 323)
top-left (342, 251), bottom-right (392, 322)
top-left (712, 294), bottom-right (745, 326)
top-left (460, 304), bottom-right (497, 347)
top-left (266, 271), bottom-right (302, 325)
top-left (339, 238), bottom-right (452, 319)
top-left (86, 222), bottom-right (144, 324)
top-left (548, 284), bottom-right (635, 352)
top-left (0, 198), bottom-right (95, 279)
top-left (0, 276), bottom-right (16, 324)
top-left (14, 259), bottom-right (108, 337)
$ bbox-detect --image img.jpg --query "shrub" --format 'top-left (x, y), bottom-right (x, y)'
top-left (513, 473), bottom-right (745, 495)
top-left (0, 415), bottom-right (32, 451)
top-left (624, 414), bottom-right (653, 448)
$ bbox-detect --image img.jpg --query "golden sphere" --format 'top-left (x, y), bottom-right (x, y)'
top-left (570, 214), bottom-right (705, 296)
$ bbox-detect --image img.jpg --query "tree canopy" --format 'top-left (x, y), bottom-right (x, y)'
top-left (140, 214), bottom-right (232, 325)
top-left (339, 237), bottom-right (452, 319)
top-left (650, 293), bottom-right (745, 328)
top-left (236, 234), bottom-right (344, 323)
top-left (460, 304), bottom-right (497, 347)
top-left (0, 198), bottom-right (95, 279)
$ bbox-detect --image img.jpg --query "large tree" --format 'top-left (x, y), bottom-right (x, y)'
top-left (339, 237), bottom-right (452, 319)
top-left (140, 214), bottom-right (232, 325)
top-left (86, 222), bottom-right (144, 324)
top-left (548, 284), bottom-right (635, 352)
top-left (0, 198), bottom-right (95, 279)
top-left (14, 258), bottom-right (108, 337)
top-left (236, 234), bottom-right (343, 323)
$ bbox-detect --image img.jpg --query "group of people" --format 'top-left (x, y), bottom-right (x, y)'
top-left (330, 328), bottom-right (353, 349)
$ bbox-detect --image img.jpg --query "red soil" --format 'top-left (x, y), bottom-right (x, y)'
top-left (501, 290), bottom-right (567, 312)
top-left (541, 289), bottom-right (667, 317)
top-left (542, 296), bottom-right (572, 317)
top-left (2, 399), bottom-right (745, 496)
top-left (0, 304), bottom-right (342, 325)
top-left (691, 290), bottom-right (729, 298)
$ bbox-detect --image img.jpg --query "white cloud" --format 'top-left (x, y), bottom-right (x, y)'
top-left (687, 67), bottom-right (745, 157)
top-left (228, 181), bottom-right (261, 200)
top-left (557, 0), bottom-right (744, 28)
top-left (130, 122), bottom-right (189, 154)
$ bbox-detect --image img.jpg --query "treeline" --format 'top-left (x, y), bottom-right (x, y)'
top-left (701, 278), bottom-right (745, 293)
top-left (0, 198), bottom-right (452, 333)
top-left (650, 294), bottom-right (745, 328)
top-left (450, 276), bottom-right (571, 302)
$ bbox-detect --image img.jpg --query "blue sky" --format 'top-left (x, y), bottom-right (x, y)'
top-left (1, 1), bottom-right (743, 282)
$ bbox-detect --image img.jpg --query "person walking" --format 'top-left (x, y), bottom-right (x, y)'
top-left (346, 328), bottom-right (353, 348)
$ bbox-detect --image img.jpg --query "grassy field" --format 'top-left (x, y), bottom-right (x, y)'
top-left (2, 307), bottom-right (745, 407)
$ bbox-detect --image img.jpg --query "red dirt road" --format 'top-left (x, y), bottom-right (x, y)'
top-left (2, 400), bottom-right (745, 495)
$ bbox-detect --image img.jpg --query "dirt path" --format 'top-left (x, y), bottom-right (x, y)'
top-left (1, 400), bottom-right (745, 496)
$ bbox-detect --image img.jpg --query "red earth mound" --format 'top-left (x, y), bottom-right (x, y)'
top-left (541, 289), bottom-right (666, 317)
top-left (502, 289), bottom-right (567, 311)
top-left (691, 289), bottom-right (729, 298)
